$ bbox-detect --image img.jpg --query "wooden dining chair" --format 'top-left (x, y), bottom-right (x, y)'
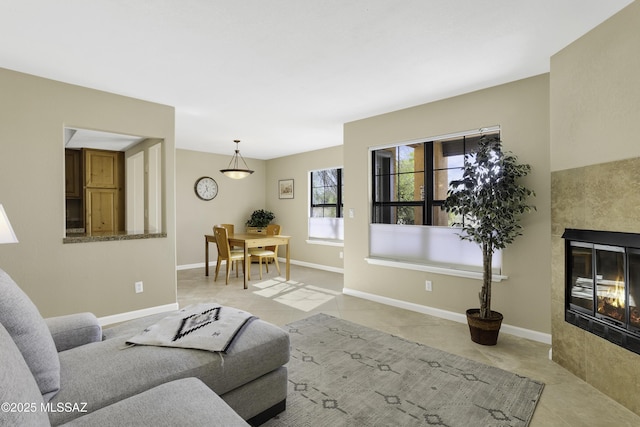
top-left (249, 224), bottom-right (281, 279)
top-left (213, 224), bottom-right (242, 269)
top-left (215, 223), bottom-right (234, 235)
top-left (213, 226), bottom-right (248, 284)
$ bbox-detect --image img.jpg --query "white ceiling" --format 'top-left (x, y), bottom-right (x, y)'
top-left (64, 128), bottom-right (145, 151)
top-left (0, 0), bottom-right (633, 160)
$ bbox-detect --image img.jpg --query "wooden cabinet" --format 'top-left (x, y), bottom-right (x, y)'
top-left (85, 188), bottom-right (120, 235)
top-left (65, 149), bottom-right (83, 229)
top-left (65, 149), bottom-right (82, 198)
top-left (83, 149), bottom-right (124, 235)
top-left (84, 149), bottom-right (121, 188)
top-left (64, 148), bottom-right (125, 234)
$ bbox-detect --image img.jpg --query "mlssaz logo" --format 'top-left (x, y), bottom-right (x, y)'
top-left (42, 402), bottom-right (88, 413)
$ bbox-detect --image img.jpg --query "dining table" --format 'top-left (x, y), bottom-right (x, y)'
top-left (204, 232), bottom-right (291, 289)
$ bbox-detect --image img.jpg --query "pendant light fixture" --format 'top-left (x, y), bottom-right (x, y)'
top-left (220, 139), bottom-right (254, 179)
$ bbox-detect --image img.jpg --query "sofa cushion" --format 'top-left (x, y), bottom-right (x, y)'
top-left (0, 268), bottom-right (60, 401)
top-left (0, 322), bottom-right (50, 427)
top-left (59, 378), bottom-right (249, 427)
top-left (49, 313), bottom-right (289, 425)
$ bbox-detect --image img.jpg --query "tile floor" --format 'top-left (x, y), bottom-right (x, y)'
top-left (178, 264), bottom-right (640, 426)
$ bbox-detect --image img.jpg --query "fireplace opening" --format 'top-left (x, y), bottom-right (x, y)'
top-left (563, 229), bottom-right (640, 355)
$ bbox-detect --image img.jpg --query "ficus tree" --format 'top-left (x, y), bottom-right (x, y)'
top-left (443, 135), bottom-right (535, 319)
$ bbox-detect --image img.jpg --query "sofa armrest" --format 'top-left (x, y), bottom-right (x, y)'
top-left (45, 313), bottom-right (102, 352)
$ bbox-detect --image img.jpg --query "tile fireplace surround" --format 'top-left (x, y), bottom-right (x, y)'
top-left (551, 157), bottom-right (640, 416)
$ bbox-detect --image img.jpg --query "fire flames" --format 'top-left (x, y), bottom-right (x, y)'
top-left (597, 279), bottom-right (626, 322)
top-left (605, 281), bottom-right (625, 308)
top-left (632, 306), bottom-right (640, 329)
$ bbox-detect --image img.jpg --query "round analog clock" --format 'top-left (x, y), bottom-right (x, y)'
top-left (194, 176), bottom-right (218, 201)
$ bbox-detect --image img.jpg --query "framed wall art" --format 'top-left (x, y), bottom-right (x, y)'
top-left (279, 179), bottom-right (294, 199)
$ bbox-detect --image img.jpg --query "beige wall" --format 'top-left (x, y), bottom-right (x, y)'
top-left (0, 68), bottom-right (176, 318)
top-left (175, 145), bottom-right (344, 270)
top-left (265, 145), bottom-right (344, 270)
top-left (176, 149), bottom-right (266, 266)
top-left (550, 0), bottom-right (640, 173)
top-left (344, 74), bottom-right (552, 333)
top-left (550, 1), bottom-right (640, 415)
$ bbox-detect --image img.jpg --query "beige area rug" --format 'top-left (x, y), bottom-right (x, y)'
top-left (265, 313), bottom-right (544, 427)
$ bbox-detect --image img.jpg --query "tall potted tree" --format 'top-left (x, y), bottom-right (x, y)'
top-left (443, 135), bottom-right (535, 345)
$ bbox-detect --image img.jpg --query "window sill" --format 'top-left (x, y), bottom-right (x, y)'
top-left (364, 257), bottom-right (508, 282)
top-left (63, 232), bottom-right (167, 244)
top-left (306, 239), bottom-right (344, 247)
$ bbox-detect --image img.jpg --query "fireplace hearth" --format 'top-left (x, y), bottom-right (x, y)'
top-left (563, 229), bottom-right (640, 355)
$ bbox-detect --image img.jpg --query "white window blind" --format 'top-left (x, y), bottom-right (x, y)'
top-left (369, 224), bottom-right (501, 274)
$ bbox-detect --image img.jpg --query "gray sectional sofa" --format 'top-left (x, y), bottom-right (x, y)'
top-left (0, 268), bottom-right (289, 426)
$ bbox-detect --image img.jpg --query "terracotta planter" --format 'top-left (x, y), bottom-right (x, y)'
top-left (466, 309), bottom-right (503, 346)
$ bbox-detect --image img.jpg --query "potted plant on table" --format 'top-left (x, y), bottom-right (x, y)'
top-left (443, 134), bottom-right (535, 345)
top-left (246, 209), bottom-right (275, 232)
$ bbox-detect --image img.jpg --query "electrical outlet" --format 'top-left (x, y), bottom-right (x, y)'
top-left (339, 251), bottom-right (344, 259)
top-left (135, 281), bottom-right (144, 293)
top-left (425, 280), bottom-right (432, 292)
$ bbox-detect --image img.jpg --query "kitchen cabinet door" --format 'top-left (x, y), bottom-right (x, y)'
top-left (65, 149), bottom-right (82, 198)
top-left (85, 188), bottom-right (120, 235)
top-left (84, 149), bottom-right (123, 188)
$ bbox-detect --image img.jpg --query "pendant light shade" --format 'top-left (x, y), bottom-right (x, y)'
top-left (220, 140), bottom-right (254, 179)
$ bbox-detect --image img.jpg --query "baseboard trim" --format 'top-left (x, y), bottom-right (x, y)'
top-left (342, 287), bottom-right (551, 345)
top-left (176, 262), bottom-right (214, 271)
top-left (282, 258), bottom-right (344, 274)
top-left (176, 259), bottom-right (344, 274)
top-left (97, 303), bottom-right (179, 326)
top-left (176, 263), bottom-right (198, 271)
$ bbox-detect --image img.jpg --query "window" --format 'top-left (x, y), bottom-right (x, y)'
top-left (311, 168), bottom-right (343, 218)
top-left (372, 130), bottom-right (499, 226)
top-left (368, 128), bottom-right (503, 275)
top-left (309, 168), bottom-right (344, 241)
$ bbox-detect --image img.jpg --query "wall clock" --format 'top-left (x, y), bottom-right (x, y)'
top-left (194, 176), bottom-right (218, 201)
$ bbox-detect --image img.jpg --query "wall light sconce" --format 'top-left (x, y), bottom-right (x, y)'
top-left (220, 140), bottom-right (254, 179)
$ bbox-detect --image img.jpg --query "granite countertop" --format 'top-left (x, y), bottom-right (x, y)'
top-left (63, 231), bottom-right (167, 244)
